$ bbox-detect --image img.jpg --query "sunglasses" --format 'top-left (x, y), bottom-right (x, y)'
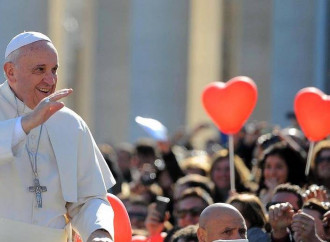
top-left (176, 207), bottom-right (205, 219)
top-left (316, 156), bottom-right (330, 164)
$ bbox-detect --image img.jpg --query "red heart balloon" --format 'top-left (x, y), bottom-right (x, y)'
top-left (294, 87), bottom-right (330, 141)
top-left (107, 193), bottom-right (132, 242)
top-left (202, 76), bottom-right (258, 134)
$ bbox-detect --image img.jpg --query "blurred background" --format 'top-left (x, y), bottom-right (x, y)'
top-left (0, 0), bottom-right (329, 148)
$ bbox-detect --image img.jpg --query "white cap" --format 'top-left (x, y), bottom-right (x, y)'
top-left (5, 31), bottom-right (52, 58)
top-left (135, 116), bottom-right (168, 141)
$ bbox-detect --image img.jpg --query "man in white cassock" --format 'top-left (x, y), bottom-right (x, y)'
top-left (0, 32), bottom-right (116, 241)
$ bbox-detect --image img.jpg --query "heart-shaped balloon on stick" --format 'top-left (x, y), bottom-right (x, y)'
top-left (294, 87), bottom-right (330, 175)
top-left (202, 76), bottom-right (258, 192)
top-left (202, 76), bottom-right (258, 134)
top-left (294, 87), bottom-right (330, 141)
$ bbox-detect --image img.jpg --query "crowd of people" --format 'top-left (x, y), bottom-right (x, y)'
top-left (102, 120), bottom-right (330, 242)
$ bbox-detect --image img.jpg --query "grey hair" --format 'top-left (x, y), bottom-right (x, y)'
top-left (3, 48), bottom-right (22, 80)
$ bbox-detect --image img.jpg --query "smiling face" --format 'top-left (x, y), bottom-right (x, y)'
top-left (211, 158), bottom-right (231, 189)
top-left (5, 40), bottom-right (58, 109)
top-left (263, 154), bottom-right (289, 185)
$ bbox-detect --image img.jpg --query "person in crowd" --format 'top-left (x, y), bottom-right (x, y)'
top-left (130, 138), bottom-right (158, 181)
top-left (172, 225), bottom-right (199, 242)
top-left (174, 187), bottom-right (213, 228)
top-left (251, 131), bottom-right (281, 182)
top-left (173, 174), bottom-right (214, 204)
top-left (268, 199), bottom-right (329, 242)
top-left (98, 143), bottom-right (123, 194)
top-left (257, 142), bottom-right (307, 206)
top-left (323, 210), bottom-right (330, 241)
top-left (145, 187), bottom-right (213, 242)
top-left (126, 196), bottom-right (149, 233)
top-left (268, 202), bottom-right (296, 241)
top-left (266, 184), bottom-right (304, 241)
top-left (155, 158), bottom-right (176, 204)
top-left (197, 203), bottom-right (248, 241)
top-left (0, 31), bottom-right (115, 241)
top-left (227, 193), bottom-right (270, 242)
top-left (292, 199), bottom-right (329, 242)
top-left (302, 184), bottom-right (328, 204)
top-left (129, 167), bottom-right (164, 205)
top-left (210, 148), bottom-right (255, 202)
top-left (115, 142), bottom-right (134, 183)
top-left (234, 121), bottom-right (265, 170)
top-left (266, 183), bottom-right (304, 213)
top-left (251, 127), bottom-right (307, 183)
top-left (311, 140), bottom-right (330, 196)
top-left (180, 153), bottom-right (211, 177)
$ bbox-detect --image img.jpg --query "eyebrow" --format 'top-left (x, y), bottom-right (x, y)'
top-left (222, 227), bottom-right (234, 232)
top-left (32, 64), bottom-right (46, 68)
top-left (32, 64), bottom-right (59, 69)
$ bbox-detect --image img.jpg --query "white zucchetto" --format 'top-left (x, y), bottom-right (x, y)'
top-left (5, 31), bottom-right (51, 58)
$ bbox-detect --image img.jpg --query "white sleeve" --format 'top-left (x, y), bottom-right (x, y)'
top-left (12, 117), bottom-right (27, 147)
top-left (0, 118), bottom-right (17, 164)
top-left (67, 196), bottom-right (114, 241)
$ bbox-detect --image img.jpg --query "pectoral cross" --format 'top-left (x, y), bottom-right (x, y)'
top-left (29, 178), bottom-right (47, 208)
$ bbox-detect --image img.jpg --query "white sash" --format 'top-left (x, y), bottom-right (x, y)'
top-left (0, 217), bottom-right (67, 242)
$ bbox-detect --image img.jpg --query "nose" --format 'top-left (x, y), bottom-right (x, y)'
top-left (184, 213), bottom-right (199, 226)
top-left (44, 71), bottom-right (56, 85)
top-left (268, 167), bottom-right (276, 177)
top-left (232, 231), bottom-right (243, 239)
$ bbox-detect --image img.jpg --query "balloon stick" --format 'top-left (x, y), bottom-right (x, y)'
top-left (228, 135), bottom-right (236, 193)
top-left (305, 141), bottom-right (315, 176)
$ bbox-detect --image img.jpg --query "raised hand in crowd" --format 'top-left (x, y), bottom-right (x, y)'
top-left (268, 202), bottom-right (295, 240)
top-left (145, 202), bottom-right (170, 237)
top-left (323, 211), bottom-right (330, 241)
top-left (292, 212), bottom-right (325, 242)
top-left (303, 185), bottom-right (328, 203)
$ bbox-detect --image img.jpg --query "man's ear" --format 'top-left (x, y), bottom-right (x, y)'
top-left (197, 227), bottom-right (206, 242)
top-left (3, 62), bottom-right (16, 83)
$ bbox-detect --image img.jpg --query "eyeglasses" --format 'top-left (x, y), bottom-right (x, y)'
top-left (316, 156), bottom-right (330, 164)
top-left (176, 207), bottom-right (205, 219)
